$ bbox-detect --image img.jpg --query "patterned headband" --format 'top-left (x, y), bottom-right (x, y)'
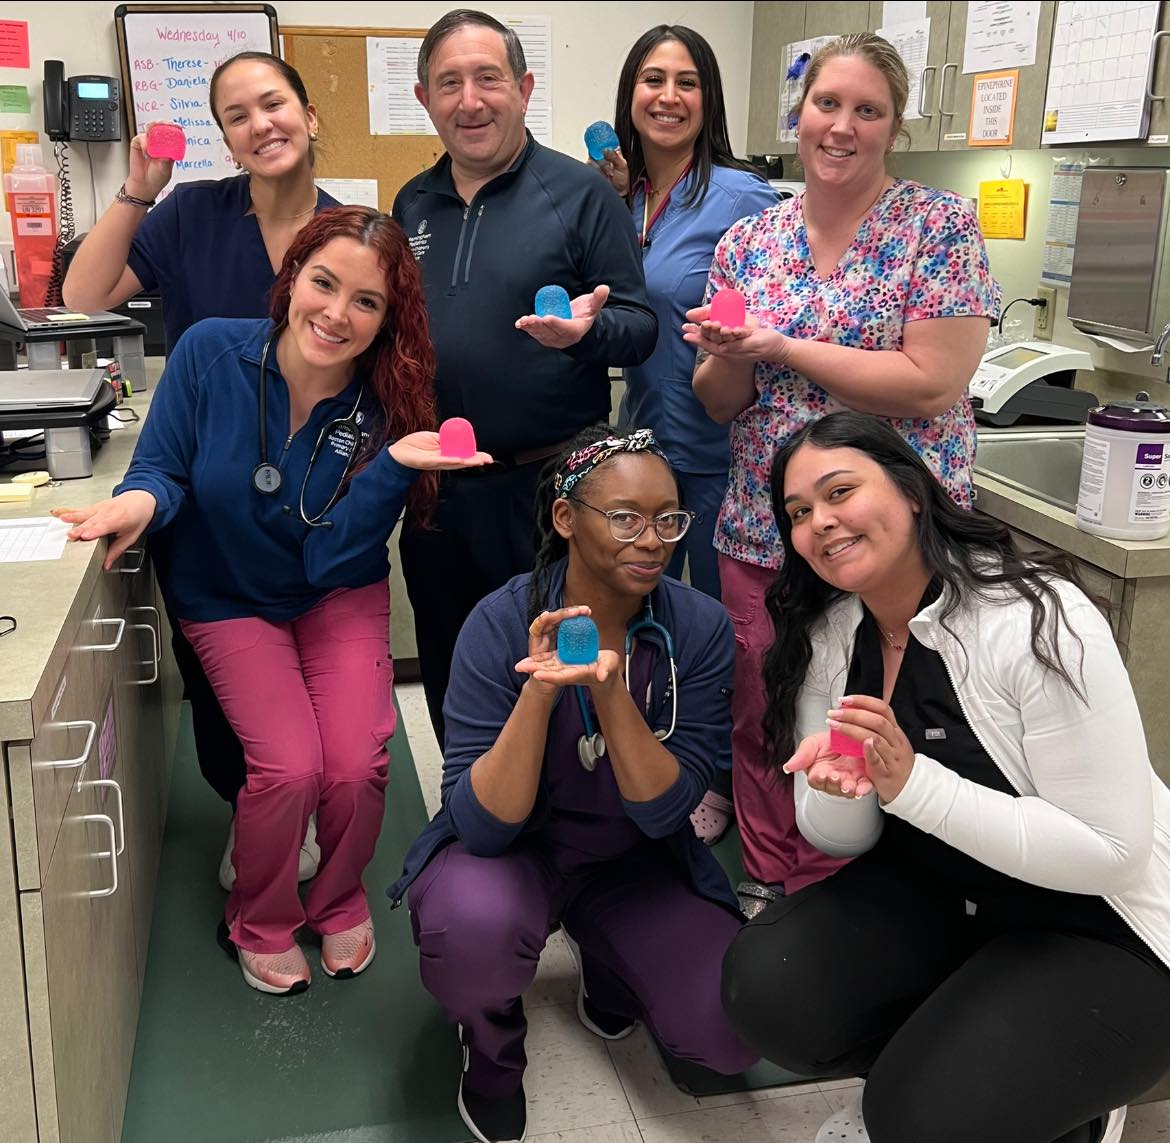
top-left (553, 428), bottom-right (669, 500)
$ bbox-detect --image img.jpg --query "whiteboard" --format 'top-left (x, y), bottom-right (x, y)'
top-left (115, 4), bottom-right (277, 191)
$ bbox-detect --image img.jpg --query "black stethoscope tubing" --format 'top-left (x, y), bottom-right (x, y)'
top-left (574, 597), bottom-right (678, 772)
top-left (251, 327), bottom-right (365, 528)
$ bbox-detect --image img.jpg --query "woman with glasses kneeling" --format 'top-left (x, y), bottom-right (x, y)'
top-left (54, 207), bottom-right (491, 996)
top-left (388, 426), bottom-right (756, 1143)
top-left (721, 411), bottom-right (1170, 1143)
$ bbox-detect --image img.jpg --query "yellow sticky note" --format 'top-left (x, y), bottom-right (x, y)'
top-left (0, 129), bottom-right (38, 176)
top-left (46, 313), bottom-right (90, 322)
top-left (978, 178), bottom-right (1027, 240)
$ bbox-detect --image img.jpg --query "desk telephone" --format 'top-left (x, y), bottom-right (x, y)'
top-left (43, 60), bottom-right (122, 143)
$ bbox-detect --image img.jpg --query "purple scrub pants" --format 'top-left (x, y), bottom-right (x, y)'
top-left (407, 841), bottom-right (758, 1096)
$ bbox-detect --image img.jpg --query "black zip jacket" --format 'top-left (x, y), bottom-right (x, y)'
top-left (393, 133), bottom-right (658, 457)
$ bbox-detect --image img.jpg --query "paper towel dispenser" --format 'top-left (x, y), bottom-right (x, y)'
top-left (1067, 168), bottom-right (1170, 343)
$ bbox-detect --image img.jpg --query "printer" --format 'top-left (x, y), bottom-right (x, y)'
top-left (0, 369), bottom-right (118, 478)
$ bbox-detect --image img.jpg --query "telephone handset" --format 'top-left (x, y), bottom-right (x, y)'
top-left (44, 60), bottom-right (122, 143)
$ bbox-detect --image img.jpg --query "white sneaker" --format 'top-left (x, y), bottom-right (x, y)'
top-left (815, 1088), bottom-right (868, 1142)
top-left (1099, 1106), bottom-right (1127, 1143)
top-left (218, 814), bottom-right (321, 891)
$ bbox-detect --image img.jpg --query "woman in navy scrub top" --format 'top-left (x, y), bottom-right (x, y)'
top-left (63, 51), bottom-right (339, 877)
top-left (721, 412), bottom-right (1170, 1143)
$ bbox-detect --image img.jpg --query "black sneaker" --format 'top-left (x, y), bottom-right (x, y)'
top-left (563, 934), bottom-right (636, 1040)
top-left (457, 1073), bottom-right (527, 1143)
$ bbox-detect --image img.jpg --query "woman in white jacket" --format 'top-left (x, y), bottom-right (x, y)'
top-left (720, 412), bottom-right (1170, 1143)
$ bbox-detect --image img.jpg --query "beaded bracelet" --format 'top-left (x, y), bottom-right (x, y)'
top-left (114, 183), bottom-right (156, 208)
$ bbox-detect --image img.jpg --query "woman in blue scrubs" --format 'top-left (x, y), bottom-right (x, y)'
top-left (600, 26), bottom-right (776, 843)
top-left (63, 51), bottom-right (340, 877)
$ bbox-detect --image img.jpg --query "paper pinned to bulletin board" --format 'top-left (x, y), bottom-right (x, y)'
top-left (978, 178), bottom-right (1027, 239)
top-left (969, 70), bottom-right (1018, 145)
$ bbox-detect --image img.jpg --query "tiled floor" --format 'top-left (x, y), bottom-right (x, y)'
top-left (396, 682), bottom-right (1170, 1143)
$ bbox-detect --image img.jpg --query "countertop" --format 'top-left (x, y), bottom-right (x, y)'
top-left (0, 396), bottom-right (148, 740)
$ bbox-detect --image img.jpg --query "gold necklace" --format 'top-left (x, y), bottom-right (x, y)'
top-left (880, 627), bottom-right (906, 653)
top-left (255, 202), bottom-right (316, 222)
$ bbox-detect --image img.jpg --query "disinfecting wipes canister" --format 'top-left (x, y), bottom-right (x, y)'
top-left (1077, 401), bottom-right (1170, 540)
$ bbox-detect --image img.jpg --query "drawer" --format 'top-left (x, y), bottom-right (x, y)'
top-left (12, 567), bottom-right (131, 890)
top-left (21, 753), bottom-right (138, 1143)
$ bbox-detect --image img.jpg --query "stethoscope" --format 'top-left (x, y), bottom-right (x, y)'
top-left (575, 597), bottom-right (678, 772)
top-left (251, 328), bottom-right (366, 528)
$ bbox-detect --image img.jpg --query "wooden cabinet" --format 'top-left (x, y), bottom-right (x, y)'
top-left (936, 1), bottom-right (1057, 151)
top-left (747, 0), bottom-right (1058, 155)
top-left (2, 550), bottom-right (177, 1143)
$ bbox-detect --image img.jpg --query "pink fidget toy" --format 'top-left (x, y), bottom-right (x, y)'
top-left (146, 123), bottom-right (187, 162)
top-left (829, 726), bottom-right (866, 759)
top-left (438, 417), bottom-right (477, 459)
top-left (709, 287), bottom-right (746, 327)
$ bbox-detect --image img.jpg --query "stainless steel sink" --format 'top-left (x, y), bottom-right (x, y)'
top-left (973, 429), bottom-right (1085, 513)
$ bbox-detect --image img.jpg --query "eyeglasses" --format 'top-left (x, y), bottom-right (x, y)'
top-left (570, 498), bottom-right (694, 543)
top-left (0, 616), bottom-right (15, 639)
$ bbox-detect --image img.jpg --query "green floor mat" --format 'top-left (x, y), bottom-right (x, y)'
top-left (654, 823), bottom-right (822, 1097)
top-left (121, 703), bottom-right (469, 1143)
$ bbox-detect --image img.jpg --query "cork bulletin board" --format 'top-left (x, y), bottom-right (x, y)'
top-left (282, 25), bottom-right (444, 213)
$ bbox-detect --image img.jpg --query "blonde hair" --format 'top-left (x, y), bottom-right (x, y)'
top-left (794, 33), bottom-right (909, 142)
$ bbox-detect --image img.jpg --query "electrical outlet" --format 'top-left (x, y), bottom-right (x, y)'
top-left (1034, 286), bottom-right (1057, 341)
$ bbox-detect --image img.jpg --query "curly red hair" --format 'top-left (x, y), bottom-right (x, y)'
top-left (270, 206), bottom-right (438, 517)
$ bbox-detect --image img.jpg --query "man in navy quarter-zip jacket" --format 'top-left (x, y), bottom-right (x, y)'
top-left (396, 9), bottom-right (657, 742)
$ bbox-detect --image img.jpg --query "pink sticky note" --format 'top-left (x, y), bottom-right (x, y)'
top-left (709, 287), bottom-right (746, 328)
top-left (146, 123), bottom-right (187, 162)
top-left (439, 417), bottom-right (477, 459)
top-left (829, 726), bottom-right (866, 759)
top-left (0, 21), bottom-right (30, 69)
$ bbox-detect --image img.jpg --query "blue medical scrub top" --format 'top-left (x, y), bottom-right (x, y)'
top-left (618, 165), bottom-right (776, 475)
top-left (127, 175), bottom-right (340, 355)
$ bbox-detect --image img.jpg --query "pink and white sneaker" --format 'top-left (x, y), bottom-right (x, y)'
top-left (322, 918), bottom-right (376, 979)
top-left (217, 922), bottom-right (310, 995)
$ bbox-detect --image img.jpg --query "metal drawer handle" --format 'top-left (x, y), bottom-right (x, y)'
top-left (1148, 30), bottom-right (1170, 102)
top-left (118, 546), bottom-right (146, 574)
top-left (81, 814), bottom-right (119, 897)
top-left (128, 622), bottom-right (159, 685)
top-left (78, 778), bottom-right (124, 855)
top-left (918, 64), bottom-right (936, 118)
top-left (35, 719), bottom-right (96, 770)
top-left (938, 61), bottom-right (958, 116)
top-left (78, 617), bottom-right (125, 652)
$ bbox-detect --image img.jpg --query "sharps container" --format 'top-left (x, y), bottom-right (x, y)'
top-left (1076, 399), bottom-right (1170, 540)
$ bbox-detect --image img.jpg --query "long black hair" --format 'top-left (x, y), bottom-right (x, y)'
top-left (761, 412), bottom-right (1103, 771)
top-left (527, 423), bottom-right (679, 621)
top-left (613, 25), bottom-right (755, 210)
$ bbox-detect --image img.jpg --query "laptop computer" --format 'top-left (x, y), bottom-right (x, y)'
top-left (0, 288), bottom-right (131, 332)
top-left (0, 368), bottom-right (106, 409)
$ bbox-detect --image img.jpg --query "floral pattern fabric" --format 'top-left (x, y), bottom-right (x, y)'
top-left (708, 179), bottom-right (1000, 570)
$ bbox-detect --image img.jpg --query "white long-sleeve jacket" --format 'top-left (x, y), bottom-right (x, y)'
top-left (795, 578), bottom-right (1170, 970)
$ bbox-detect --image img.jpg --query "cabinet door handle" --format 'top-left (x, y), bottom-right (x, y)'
top-left (128, 622), bottom-right (159, 685)
top-left (918, 64), bottom-right (937, 118)
top-left (78, 617), bottom-right (125, 652)
top-left (35, 719), bottom-right (96, 770)
top-left (938, 61), bottom-right (958, 116)
top-left (78, 779), bottom-right (124, 855)
top-left (1147, 30), bottom-right (1170, 102)
top-left (81, 814), bottom-right (119, 897)
top-left (118, 547), bottom-right (147, 574)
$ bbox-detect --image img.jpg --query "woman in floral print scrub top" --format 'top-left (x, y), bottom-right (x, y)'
top-left (685, 33), bottom-right (1000, 911)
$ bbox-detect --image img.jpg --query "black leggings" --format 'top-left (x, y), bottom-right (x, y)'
top-left (721, 844), bottom-right (1170, 1143)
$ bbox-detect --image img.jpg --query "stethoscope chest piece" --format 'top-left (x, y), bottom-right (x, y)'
top-left (252, 462), bottom-right (283, 494)
top-left (577, 731), bottom-right (605, 772)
